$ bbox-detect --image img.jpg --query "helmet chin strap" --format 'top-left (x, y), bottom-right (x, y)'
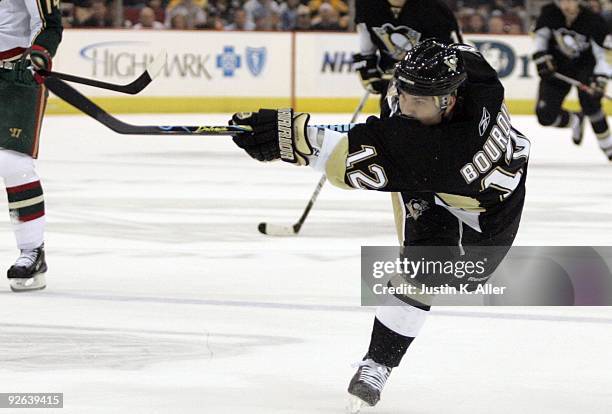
top-left (387, 0), bottom-right (406, 17)
top-left (434, 94), bottom-right (452, 112)
top-left (387, 0), bottom-right (406, 7)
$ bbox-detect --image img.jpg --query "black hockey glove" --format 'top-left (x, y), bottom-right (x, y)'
top-left (13, 46), bottom-right (52, 86)
top-left (589, 74), bottom-right (608, 99)
top-left (532, 52), bottom-right (556, 79)
top-left (230, 109), bottom-right (313, 165)
top-left (352, 53), bottom-right (386, 94)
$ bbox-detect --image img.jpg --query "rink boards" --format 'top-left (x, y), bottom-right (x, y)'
top-left (47, 30), bottom-right (612, 115)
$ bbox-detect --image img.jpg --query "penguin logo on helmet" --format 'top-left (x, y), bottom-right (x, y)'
top-left (444, 56), bottom-right (458, 73)
top-left (391, 39), bottom-right (467, 96)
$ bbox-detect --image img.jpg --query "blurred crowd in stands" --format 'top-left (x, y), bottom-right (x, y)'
top-left (60, 0), bottom-right (610, 33)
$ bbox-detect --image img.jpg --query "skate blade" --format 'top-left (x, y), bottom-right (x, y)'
top-left (346, 395), bottom-right (367, 414)
top-left (571, 118), bottom-right (585, 145)
top-left (572, 132), bottom-right (584, 146)
top-left (10, 273), bottom-right (46, 292)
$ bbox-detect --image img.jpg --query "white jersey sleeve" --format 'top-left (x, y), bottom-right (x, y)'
top-left (0, 0), bottom-right (62, 57)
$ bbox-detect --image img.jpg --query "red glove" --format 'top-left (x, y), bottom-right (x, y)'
top-left (29, 45), bottom-right (52, 84)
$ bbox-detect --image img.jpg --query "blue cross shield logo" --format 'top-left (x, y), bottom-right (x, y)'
top-left (216, 46), bottom-right (241, 77)
top-left (245, 47), bottom-right (266, 77)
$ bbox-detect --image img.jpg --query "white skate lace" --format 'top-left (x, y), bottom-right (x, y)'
top-left (354, 359), bottom-right (391, 391)
top-left (14, 249), bottom-right (39, 268)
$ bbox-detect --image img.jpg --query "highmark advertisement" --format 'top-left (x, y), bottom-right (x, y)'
top-left (54, 30), bottom-right (290, 97)
top-left (49, 30), bottom-right (593, 114)
top-left (49, 30), bottom-right (292, 113)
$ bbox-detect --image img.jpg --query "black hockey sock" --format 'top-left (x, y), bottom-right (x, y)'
top-left (588, 111), bottom-right (609, 138)
top-left (367, 317), bottom-right (415, 368)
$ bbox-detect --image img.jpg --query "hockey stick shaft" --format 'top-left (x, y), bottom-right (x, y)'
top-left (291, 175), bottom-right (326, 233)
top-left (45, 76), bottom-right (354, 135)
top-left (553, 72), bottom-right (611, 100)
top-left (39, 51), bottom-right (166, 95)
top-left (292, 91), bottom-right (371, 233)
top-left (40, 69), bottom-right (151, 95)
top-left (349, 91), bottom-right (371, 125)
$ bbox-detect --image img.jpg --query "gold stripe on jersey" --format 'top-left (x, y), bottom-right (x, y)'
top-left (31, 0), bottom-right (48, 48)
top-left (31, 83), bottom-right (48, 158)
top-left (435, 193), bottom-right (485, 212)
top-left (34, 0), bottom-right (47, 25)
top-left (324, 135), bottom-right (353, 190)
top-left (388, 273), bottom-right (435, 307)
top-left (391, 193), bottom-right (405, 244)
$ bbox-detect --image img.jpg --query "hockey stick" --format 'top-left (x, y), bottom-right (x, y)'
top-left (553, 72), bottom-right (611, 100)
top-left (45, 76), bottom-right (354, 135)
top-left (40, 51), bottom-right (166, 95)
top-left (258, 91), bottom-right (371, 236)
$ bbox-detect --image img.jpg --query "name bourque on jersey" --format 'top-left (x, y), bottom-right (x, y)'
top-left (355, 0), bottom-right (461, 72)
top-left (343, 46), bottom-right (530, 235)
top-left (460, 103), bottom-right (530, 191)
top-left (535, 4), bottom-right (610, 69)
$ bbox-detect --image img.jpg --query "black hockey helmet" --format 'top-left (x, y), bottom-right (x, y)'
top-left (392, 38), bottom-right (467, 97)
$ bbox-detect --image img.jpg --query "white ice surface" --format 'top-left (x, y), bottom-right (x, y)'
top-left (1, 113), bottom-right (611, 413)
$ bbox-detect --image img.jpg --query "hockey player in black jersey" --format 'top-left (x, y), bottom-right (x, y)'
top-left (533, 0), bottom-right (611, 159)
top-left (352, 0), bottom-right (462, 117)
top-left (229, 39), bottom-right (530, 412)
top-left (352, 0), bottom-right (464, 265)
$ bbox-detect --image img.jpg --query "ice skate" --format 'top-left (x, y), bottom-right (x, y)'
top-left (597, 132), bottom-right (612, 161)
top-left (7, 244), bottom-right (47, 292)
top-left (346, 357), bottom-right (392, 413)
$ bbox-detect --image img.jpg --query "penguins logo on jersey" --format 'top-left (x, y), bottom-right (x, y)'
top-left (405, 199), bottom-right (430, 220)
top-left (372, 24), bottom-right (422, 60)
top-left (553, 28), bottom-right (589, 59)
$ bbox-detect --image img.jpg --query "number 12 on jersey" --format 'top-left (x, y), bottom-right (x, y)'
top-left (346, 145), bottom-right (389, 189)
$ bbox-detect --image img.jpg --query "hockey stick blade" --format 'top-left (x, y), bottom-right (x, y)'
top-left (40, 51), bottom-right (166, 95)
top-left (257, 177), bottom-right (324, 236)
top-left (257, 222), bottom-right (297, 236)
